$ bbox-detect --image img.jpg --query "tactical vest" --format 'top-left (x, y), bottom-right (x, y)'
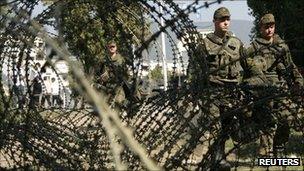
top-left (98, 53), bottom-right (127, 91)
top-left (204, 33), bottom-right (243, 83)
top-left (251, 36), bottom-right (289, 85)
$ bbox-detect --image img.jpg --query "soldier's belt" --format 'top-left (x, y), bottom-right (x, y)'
top-left (209, 75), bottom-right (238, 85)
top-left (264, 71), bottom-right (277, 75)
top-left (264, 73), bottom-right (279, 79)
top-left (218, 78), bottom-right (239, 83)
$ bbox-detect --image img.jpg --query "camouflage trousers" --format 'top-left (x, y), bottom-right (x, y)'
top-left (241, 77), bottom-right (298, 157)
top-left (254, 96), bottom-right (293, 157)
top-left (206, 84), bottom-right (245, 167)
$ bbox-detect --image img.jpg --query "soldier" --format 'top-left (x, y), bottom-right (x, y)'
top-left (94, 41), bottom-right (142, 116)
top-left (246, 13), bottom-right (303, 157)
top-left (96, 41), bottom-right (128, 111)
top-left (188, 7), bottom-right (246, 170)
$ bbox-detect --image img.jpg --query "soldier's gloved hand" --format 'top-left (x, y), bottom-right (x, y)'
top-left (100, 71), bottom-right (109, 82)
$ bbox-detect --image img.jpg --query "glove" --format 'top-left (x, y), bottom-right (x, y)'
top-left (100, 71), bottom-right (109, 82)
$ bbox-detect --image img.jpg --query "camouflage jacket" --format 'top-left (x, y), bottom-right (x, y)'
top-left (203, 32), bottom-right (244, 84)
top-left (246, 34), bottom-right (303, 86)
top-left (96, 53), bottom-right (128, 92)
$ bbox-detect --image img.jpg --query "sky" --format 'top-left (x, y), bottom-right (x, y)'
top-left (32, 1), bottom-right (254, 46)
top-left (32, 0), bottom-right (254, 31)
top-left (32, 1), bottom-right (45, 18)
top-left (33, 1), bottom-right (254, 22)
top-left (185, 0), bottom-right (254, 22)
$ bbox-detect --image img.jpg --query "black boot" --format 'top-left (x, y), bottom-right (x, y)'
top-left (211, 139), bottom-right (231, 171)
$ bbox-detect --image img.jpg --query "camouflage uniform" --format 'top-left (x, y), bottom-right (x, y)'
top-left (97, 53), bottom-right (128, 109)
top-left (246, 13), bottom-right (303, 157)
top-left (204, 31), bottom-right (246, 165)
top-left (188, 7), bottom-right (246, 169)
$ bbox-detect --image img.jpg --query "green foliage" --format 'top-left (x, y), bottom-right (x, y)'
top-left (150, 65), bottom-right (163, 81)
top-left (0, 0), bottom-right (9, 30)
top-left (56, 1), bottom-right (149, 74)
top-left (60, 2), bottom-right (105, 73)
top-left (247, 0), bottom-right (304, 66)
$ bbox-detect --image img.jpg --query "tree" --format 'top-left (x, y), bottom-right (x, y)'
top-left (0, 0), bottom-right (9, 32)
top-left (150, 65), bottom-right (163, 82)
top-left (40, 1), bottom-right (150, 75)
top-left (247, 0), bottom-right (304, 67)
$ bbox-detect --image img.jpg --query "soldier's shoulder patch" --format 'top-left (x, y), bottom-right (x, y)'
top-left (226, 37), bottom-right (241, 51)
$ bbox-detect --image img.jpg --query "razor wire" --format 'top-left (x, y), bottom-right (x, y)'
top-left (0, 0), bottom-right (303, 170)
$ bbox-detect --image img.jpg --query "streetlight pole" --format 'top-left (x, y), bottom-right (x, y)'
top-left (159, 1), bottom-right (168, 91)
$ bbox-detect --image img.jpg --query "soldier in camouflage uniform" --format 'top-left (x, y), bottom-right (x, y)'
top-left (97, 41), bottom-right (128, 110)
top-left (189, 7), bottom-right (247, 170)
top-left (246, 13), bottom-right (303, 157)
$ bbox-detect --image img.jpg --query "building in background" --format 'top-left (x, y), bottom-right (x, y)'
top-left (1, 35), bottom-right (71, 108)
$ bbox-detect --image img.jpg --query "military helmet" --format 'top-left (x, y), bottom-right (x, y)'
top-left (213, 7), bottom-right (230, 20)
top-left (259, 13), bottom-right (275, 25)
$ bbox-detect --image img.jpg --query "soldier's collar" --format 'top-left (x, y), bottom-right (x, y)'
top-left (110, 53), bottom-right (121, 60)
top-left (207, 31), bottom-right (233, 45)
top-left (272, 34), bottom-right (284, 45)
top-left (255, 34), bottom-right (283, 45)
